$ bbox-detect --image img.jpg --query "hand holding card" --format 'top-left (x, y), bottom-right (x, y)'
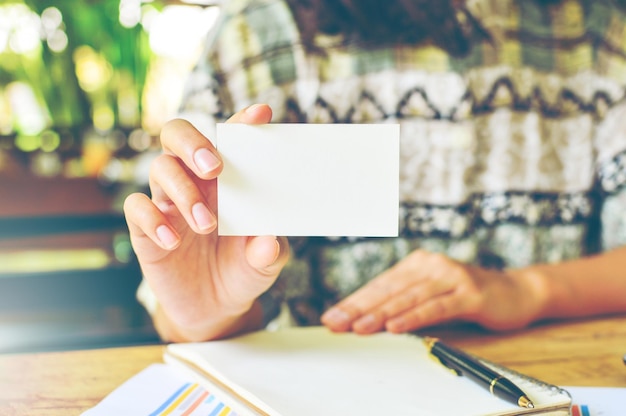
top-left (124, 105), bottom-right (292, 342)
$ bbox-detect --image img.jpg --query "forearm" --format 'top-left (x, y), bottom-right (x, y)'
top-left (513, 246), bottom-right (626, 323)
top-left (153, 299), bottom-right (265, 342)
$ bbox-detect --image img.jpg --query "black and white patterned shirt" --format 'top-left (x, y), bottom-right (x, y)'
top-left (171, 0), bottom-right (626, 326)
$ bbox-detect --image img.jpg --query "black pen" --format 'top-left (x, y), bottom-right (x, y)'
top-left (424, 337), bottom-right (534, 409)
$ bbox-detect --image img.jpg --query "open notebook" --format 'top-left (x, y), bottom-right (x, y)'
top-left (164, 327), bottom-right (572, 416)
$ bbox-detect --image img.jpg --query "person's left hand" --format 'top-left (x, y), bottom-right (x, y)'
top-left (320, 249), bottom-right (546, 334)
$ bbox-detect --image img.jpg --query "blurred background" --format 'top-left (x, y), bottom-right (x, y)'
top-left (0, 0), bottom-right (221, 353)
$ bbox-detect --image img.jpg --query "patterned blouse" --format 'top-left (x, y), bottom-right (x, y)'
top-left (176, 0), bottom-right (626, 327)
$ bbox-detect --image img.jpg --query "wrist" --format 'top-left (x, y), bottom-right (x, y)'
top-left (505, 265), bottom-right (553, 326)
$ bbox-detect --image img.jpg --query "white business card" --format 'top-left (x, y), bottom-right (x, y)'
top-left (216, 123), bottom-right (399, 237)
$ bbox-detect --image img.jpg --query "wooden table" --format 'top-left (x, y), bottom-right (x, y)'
top-left (1, 314), bottom-right (625, 416)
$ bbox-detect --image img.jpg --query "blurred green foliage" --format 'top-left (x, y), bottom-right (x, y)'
top-left (0, 0), bottom-right (159, 135)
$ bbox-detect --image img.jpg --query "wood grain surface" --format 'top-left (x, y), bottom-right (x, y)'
top-left (1, 314), bottom-right (624, 416)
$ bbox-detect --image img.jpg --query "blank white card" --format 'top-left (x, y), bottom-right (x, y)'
top-left (216, 123), bottom-right (399, 237)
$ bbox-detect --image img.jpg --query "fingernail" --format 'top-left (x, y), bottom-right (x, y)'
top-left (192, 202), bottom-right (215, 231)
top-left (245, 103), bottom-right (263, 114)
top-left (194, 148), bottom-right (221, 175)
top-left (156, 225), bottom-right (179, 249)
top-left (269, 238), bottom-right (281, 265)
top-left (322, 308), bottom-right (350, 326)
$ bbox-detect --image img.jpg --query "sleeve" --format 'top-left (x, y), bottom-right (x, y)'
top-left (175, 0), bottom-right (245, 139)
top-left (594, 101), bottom-right (626, 251)
top-left (589, 4), bottom-right (626, 251)
top-left (175, 29), bottom-right (229, 140)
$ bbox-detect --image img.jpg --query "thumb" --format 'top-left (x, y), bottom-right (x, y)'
top-left (246, 236), bottom-right (289, 277)
top-left (227, 103), bottom-right (273, 124)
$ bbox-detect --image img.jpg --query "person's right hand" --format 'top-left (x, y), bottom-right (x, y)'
top-left (124, 104), bottom-right (289, 342)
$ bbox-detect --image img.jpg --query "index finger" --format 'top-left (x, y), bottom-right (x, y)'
top-left (160, 118), bottom-right (222, 179)
top-left (321, 270), bottom-right (409, 332)
top-left (160, 104), bottom-right (273, 179)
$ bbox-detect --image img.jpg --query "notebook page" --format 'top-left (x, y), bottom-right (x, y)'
top-left (166, 327), bottom-right (571, 416)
